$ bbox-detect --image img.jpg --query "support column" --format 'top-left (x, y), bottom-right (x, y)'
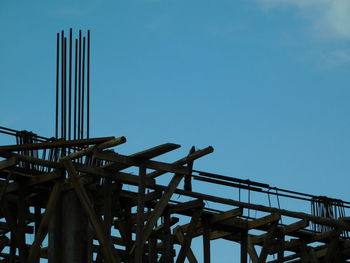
top-left (48, 190), bottom-right (92, 263)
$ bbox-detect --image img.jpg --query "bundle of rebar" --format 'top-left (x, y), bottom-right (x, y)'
top-left (55, 28), bottom-right (90, 141)
top-left (311, 196), bottom-right (348, 236)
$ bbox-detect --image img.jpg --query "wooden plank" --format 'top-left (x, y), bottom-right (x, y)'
top-left (0, 136), bottom-right (115, 151)
top-left (149, 186), bottom-right (350, 231)
top-left (28, 181), bottom-right (63, 263)
top-left (241, 230), bottom-right (248, 263)
top-left (131, 173), bottom-right (184, 254)
top-left (5, 171), bottom-right (61, 193)
top-left (75, 165), bottom-right (155, 187)
top-left (61, 157), bottom-right (120, 263)
top-left (247, 236), bottom-right (259, 263)
top-left (169, 199), bottom-right (205, 214)
top-left (162, 208), bottom-right (173, 263)
top-left (135, 165), bottom-right (146, 262)
top-left (209, 208), bottom-right (243, 224)
top-left (94, 150), bottom-right (189, 175)
top-left (148, 146), bottom-right (214, 178)
top-left (174, 227), bottom-right (199, 263)
top-left (68, 137), bottom-right (126, 160)
top-left (258, 222), bottom-right (278, 263)
top-left (0, 157), bottom-right (18, 170)
top-left (251, 220), bottom-right (308, 245)
top-left (17, 190), bottom-right (28, 263)
top-left (102, 143), bottom-right (181, 171)
top-left (202, 216), bottom-right (211, 263)
top-left (322, 237), bottom-right (339, 263)
top-left (176, 207), bottom-right (203, 263)
top-left (144, 190), bottom-right (162, 202)
top-left (249, 213), bottom-right (280, 229)
top-left (282, 219), bottom-right (309, 235)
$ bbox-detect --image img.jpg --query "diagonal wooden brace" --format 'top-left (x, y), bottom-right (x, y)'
top-left (61, 157), bottom-right (120, 263)
top-left (28, 180), bottom-right (63, 263)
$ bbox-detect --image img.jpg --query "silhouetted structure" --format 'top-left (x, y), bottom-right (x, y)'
top-left (0, 125), bottom-right (350, 262)
top-left (0, 29), bottom-right (350, 263)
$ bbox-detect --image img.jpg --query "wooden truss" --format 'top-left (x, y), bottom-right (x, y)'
top-left (0, 135), bottom-right (350, 262)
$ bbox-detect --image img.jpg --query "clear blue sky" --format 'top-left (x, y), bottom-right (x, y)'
top-left (1, 0), bottom-right (350, 261)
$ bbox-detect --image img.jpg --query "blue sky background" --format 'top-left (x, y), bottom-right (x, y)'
top-left (1, 0), bottom-right (350, 261)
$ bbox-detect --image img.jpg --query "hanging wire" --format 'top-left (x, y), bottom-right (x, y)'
top-left (267, 189), bottom-right (272, 208)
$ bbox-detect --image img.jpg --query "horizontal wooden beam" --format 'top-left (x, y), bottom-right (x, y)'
top-left (0, 136), bottom-right (115, 151)
top-left (148, 146), bottom-right (214, 178)
top-left (0, 157), bottom-right (18, 170)
top-left (94, 150), bottom-right (189, 175)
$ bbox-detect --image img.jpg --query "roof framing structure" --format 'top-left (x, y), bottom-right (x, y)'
top-left (0, 128), bottom-right (350, 263)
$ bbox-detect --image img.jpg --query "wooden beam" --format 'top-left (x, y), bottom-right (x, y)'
top-left (75, 165), bottom-right (155, 187)
top-left (102, 143), bottom-right (181, 171)
top-left (5, 171), bottom-right (61, 194)
top-left (258, 222), bottom-right (278, 263)
top-left (247, 236), bottom-right (259, 263)
top-left (249, 213), bottom-right (280, 229)
top-left (241, 230), bottom-right (248, 263)
top-left (28, 181), bottom-right (63, 263)
top-left (68, 136), bottom-right (126, 160)
top-left (202, 216), bottom-right (211, 263)
top-left (169, 199), bottom-right (205, 214)
top-left (322, 236), bottom-right (340, 263)
top-left (135, 165), bottom-right (146, 262)
top-left (0, 136), bottom-right (115, 151)
top-left (174, 228), bottom-right (199, 263)
top-left (148, 146), bottom-right (214, 178)
top-left (94, 150), bottom-right (189, 175)
top-left (61, 157), bottom-right (120, 263)
top-left (176, 206), bottom-right (203, 263)
top-left (131, 173), bottom-right (184, 254)
top-left (209, 208), bottom-right (243, 224)
top-left (0, 157), bottom-right (18, 170)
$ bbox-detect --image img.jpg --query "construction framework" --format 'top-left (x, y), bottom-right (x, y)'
top-left (0, 126), bottom-right (350, 263)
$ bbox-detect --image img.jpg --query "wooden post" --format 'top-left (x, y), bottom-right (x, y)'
top-left (163, 208), bottom-right (173, 263)
top-left (135, 165), bottom-right (146, 263)
top-left (241, 230), bottom-right (248, 263)
top-left (202, 215), bottom-right (211, 263)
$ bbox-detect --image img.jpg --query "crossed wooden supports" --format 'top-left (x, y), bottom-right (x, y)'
top-left (1, 135), bottom-right (350, 262)
top-left (20, 137), bottom-right (214, 263)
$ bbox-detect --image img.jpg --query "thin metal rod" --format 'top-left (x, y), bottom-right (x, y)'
top-left (69, 28), bottom-right (72, 141)
top-left (74, 39), bottom-right (78, 141)
top-left (87, 30), bottom-right (90, 139)
top-left (78, 30), bottom-right (82, 140)
top-left (61, 31), bottom-right (64, 139)
top-left (81, 37), bottom-right (86, 139)
top-left (55, 33), bottom-right (59, 138)
top-left (64, 37), bottom-right (67, 141)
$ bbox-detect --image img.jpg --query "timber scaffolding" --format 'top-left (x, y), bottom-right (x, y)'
top-left (0, 126), bottom-right (350, 263)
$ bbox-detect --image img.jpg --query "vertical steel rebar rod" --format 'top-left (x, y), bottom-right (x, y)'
top-left (61, 31), bottom-right (64, 139)
top-left (81, 37), bottom-right (86, 140)
top-left (74, 38), bottom-right (78, 141)
top-left (55, 33), bottom-right (59, 138)
top-left (64, 37), bottom-right (67, 141)
top-left (78, 30), bottom-right (82, 140)
top-left (87, 30), bottom-right (90, 139)
top-left (69, 29), bottom-right (72, 142)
